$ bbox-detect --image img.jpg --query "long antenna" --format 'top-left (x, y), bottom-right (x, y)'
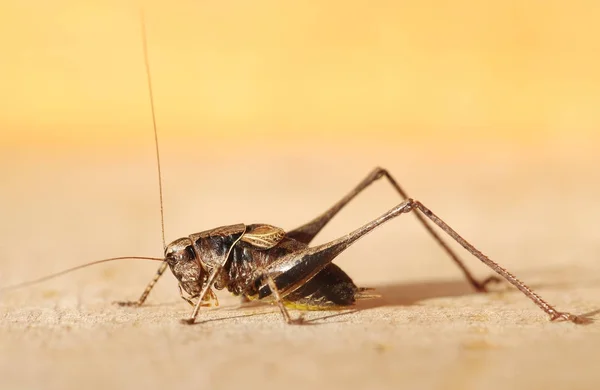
top-left (0, 256), bottom-right (164, 293)
top-left (140, 9), bottom-right (166, 250)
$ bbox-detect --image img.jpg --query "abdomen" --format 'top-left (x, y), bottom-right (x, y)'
top-left (227, 236), bottom-right (362, 308)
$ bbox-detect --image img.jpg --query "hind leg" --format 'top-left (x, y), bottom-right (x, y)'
top-left (254, 199), bottom-right (585, 324)
top-left (288, 167), bottom-right (500, 291)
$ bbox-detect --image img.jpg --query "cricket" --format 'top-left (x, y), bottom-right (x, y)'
top-left (0, 12), bottom-right (590, 326)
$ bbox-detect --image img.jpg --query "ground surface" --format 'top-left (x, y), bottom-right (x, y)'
top-left (1, 144), bottom-right (599, 390)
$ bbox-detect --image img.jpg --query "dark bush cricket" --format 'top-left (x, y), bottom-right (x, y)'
top-left (1, 12), bottom-right (589, 326)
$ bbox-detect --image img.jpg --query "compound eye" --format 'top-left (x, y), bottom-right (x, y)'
top-left (165, 249), bottom-right (183, 264)
top-left (167, 246), bottom-right (195, 264)
top-left (164, 252), bottom-right (176, 264)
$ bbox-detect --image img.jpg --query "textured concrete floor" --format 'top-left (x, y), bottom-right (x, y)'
top-left (1, 144), bottom-right (599, 390)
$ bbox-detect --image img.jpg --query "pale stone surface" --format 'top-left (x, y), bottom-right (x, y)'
top-left (1, 145), bottom-right (599, 390)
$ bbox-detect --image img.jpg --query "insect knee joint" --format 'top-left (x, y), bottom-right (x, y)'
top-left (373, 166), bottom-right (388, 180)
top-left (401, 198), bottom-right (416, 212)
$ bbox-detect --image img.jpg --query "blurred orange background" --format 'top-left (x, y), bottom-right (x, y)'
top-left (0, 0), bottom-right (598, 152)
top-left (1, 1), bottom-right (600, 333)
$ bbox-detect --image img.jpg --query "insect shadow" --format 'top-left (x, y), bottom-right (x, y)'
top-left (356, 279), bottom-right (486, 310)
top-left (190, 272), bottom-right (600, 325)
